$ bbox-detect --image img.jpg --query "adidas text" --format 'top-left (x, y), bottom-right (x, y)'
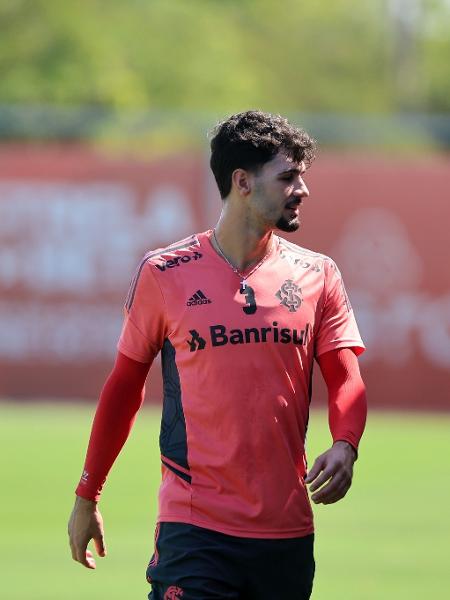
top-left (187, 298), bottom-right (212, 306)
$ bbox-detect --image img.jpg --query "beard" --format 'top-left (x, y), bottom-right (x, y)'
top-left (276, 215), bottom-right (300, 232)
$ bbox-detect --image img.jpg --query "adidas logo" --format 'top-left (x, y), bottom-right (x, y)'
top-left (186, 290), bottom-right (212, 306)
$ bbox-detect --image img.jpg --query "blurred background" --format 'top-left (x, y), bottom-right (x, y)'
top-left (0, 1), bottom-right (449, 599)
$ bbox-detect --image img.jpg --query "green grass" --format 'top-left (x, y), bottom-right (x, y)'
top-left (1, 404), bottom-right (449, 600)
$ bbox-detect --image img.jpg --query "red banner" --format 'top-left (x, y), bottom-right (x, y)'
top-left (0, 145), bottom-right (448, 410)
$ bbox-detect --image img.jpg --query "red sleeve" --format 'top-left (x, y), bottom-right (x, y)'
top-left (118, 260), bottom-right (168, 363)
top-left (316, 347), bottom-right (367, 453)
top-left (315, 260), bottom-right (365, 358)
top-left (75, 351), bottom-right (152, 501)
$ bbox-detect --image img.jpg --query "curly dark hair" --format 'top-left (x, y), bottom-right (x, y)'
top-left (209, 110), bottom-right (316, 199)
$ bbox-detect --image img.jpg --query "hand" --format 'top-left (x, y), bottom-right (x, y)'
top-left (305, 441), bottom-right (356, 505)
top-left (68, 496), bottom-right (107, 569)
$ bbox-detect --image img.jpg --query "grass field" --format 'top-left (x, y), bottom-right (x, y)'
top-left (1, 403), bottom-right (449, 600)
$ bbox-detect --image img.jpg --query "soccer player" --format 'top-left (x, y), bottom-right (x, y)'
top-left (68, 110), bottom-right (367, 600)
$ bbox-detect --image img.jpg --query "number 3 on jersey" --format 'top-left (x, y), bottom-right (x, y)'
top-left (240, 284), bottom-right (257, 315)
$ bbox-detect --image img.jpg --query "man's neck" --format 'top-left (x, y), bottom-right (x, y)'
top-left (212, 216), bottom-right (274, 273)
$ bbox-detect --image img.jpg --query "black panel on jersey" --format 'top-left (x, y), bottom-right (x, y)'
top-left (161, 459), bottom-right (191, 484)
top-left (160, 339), bottom-right (190, 473)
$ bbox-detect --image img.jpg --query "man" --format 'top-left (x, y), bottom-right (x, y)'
top-left (68, 110), bottom-right (367, 599)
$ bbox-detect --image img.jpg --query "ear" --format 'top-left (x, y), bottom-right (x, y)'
top-left (231, 168), bottom-right (252, 197)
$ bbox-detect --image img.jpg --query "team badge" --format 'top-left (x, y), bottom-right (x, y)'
top-left (276, 279), bottom-right (302, 313)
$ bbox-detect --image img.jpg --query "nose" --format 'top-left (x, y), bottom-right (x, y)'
top-left (293, 177), bottom-right (309, 200)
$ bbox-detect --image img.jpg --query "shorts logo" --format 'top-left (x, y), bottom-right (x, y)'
top-left (276, 279), bottom-right (302, 313)
top-left (186, 289), bottom-right (212, 306)
top-left (164, 586), bottom-right (184, 600)
top-left (186, 329), bottom-right (207, 351)
top-left (155, 252), bottom-right (202, 272)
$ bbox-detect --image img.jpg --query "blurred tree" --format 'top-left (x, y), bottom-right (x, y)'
top-left (0, 0), bottom-right (448, 113)
top-left (421, 0), bottom-right (450, 111)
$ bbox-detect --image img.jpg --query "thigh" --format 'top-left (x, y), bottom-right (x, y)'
top-left (243, 534), bottom-right (315, 600)
top-left (146, 523), bottom-right (242, 600)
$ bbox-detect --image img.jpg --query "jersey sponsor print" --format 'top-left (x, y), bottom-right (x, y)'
top-left (187, 322), bottom-right (311, 350)
top-left (156, 251), bottom-right (202, 272)
top-left (118, 231), bottom-right (364, 539)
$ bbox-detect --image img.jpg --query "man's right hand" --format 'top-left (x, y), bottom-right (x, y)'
top-left (68, 496), bottom-right (107, 569)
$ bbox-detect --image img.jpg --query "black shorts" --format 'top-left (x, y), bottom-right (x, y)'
top-left (146, 522), bottom-right (315, 600)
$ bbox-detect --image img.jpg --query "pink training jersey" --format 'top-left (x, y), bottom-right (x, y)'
top-left (118, 230), bottom-right (365, 539)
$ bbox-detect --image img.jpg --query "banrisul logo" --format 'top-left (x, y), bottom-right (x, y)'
top-left (155, 252), bottom-right (202, 272)
top-left (187, 329), bottom-right (207, 352)
top-left (186, 322), bottom-right (311, 351)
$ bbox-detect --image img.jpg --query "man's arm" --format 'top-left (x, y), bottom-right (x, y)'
top-left (68, 351), bottom-right (151, 568)
top-left (305, 347), bottom-right (367, 505)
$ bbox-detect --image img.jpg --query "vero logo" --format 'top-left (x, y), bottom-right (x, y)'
top-left (155, 252), bottom-right (202, 272)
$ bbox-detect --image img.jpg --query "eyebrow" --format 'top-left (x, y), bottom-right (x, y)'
top-left (278, 166), bottom-right (306, 176)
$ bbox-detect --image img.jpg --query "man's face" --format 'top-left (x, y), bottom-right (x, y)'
top-left (249, 153), bottom-right (310, 233)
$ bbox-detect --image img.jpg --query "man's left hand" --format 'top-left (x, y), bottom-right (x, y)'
top-left (305, 441), bottom-right (356, 505)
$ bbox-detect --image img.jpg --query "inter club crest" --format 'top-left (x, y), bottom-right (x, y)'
top-left (276, 279), bottom-right (302, 313)
top-left (164, 586), bottom-right (184, 600)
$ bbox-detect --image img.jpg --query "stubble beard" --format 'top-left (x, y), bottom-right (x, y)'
top-left (276, 215), bottom-right (300, 233)
top-left (252, 180), bottom-right (301, 234)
